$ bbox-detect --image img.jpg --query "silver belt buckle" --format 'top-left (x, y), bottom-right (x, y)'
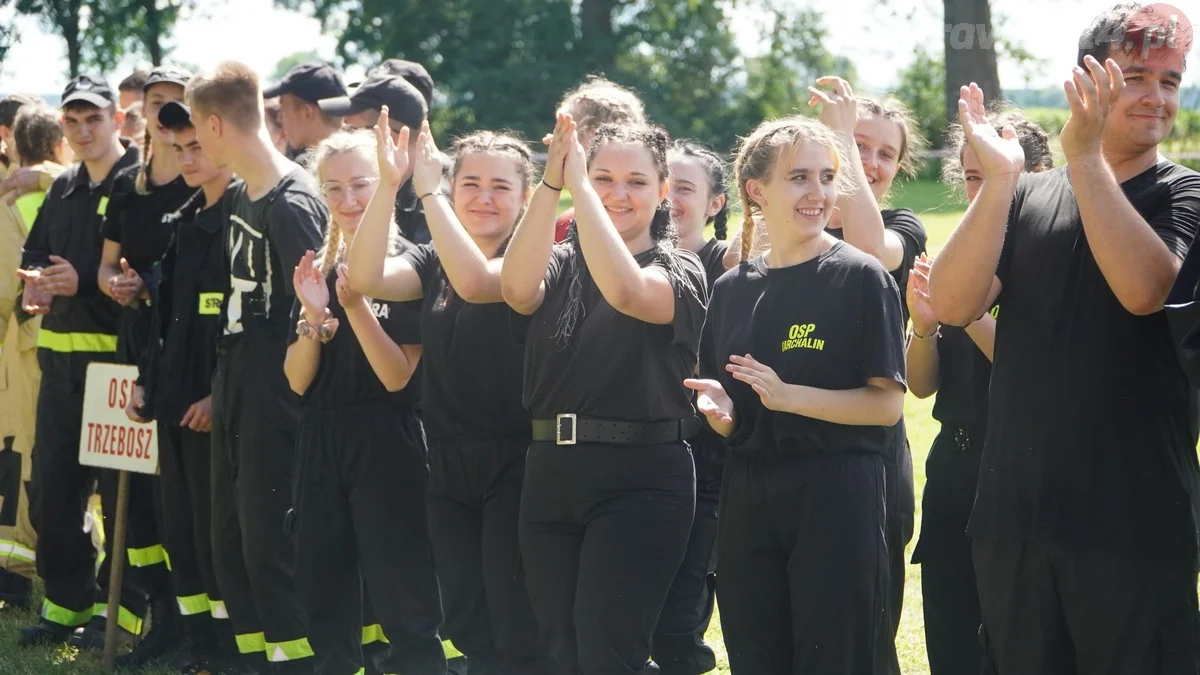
top-left (556, 413), bottom-right (577, 445)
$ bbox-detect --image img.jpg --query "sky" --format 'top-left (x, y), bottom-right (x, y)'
top-left (0, 0), bottom-right (1190, 97)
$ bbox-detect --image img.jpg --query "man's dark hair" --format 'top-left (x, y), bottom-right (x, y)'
top-left (119, 69), bottom-right (150, 92)
top-left (1078, 2), bottom-right (1192, 68)
top-left (0, 94), bottom-right (43, 128)
top-left (13, 106), bottom-right (63, 166)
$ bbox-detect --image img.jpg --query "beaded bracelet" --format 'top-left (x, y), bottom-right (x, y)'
top-left (296, 308), bottom-right (337, 344)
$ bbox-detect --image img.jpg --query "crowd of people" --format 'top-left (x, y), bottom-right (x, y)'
top-left (0, 1), bottom-right (1196, 674)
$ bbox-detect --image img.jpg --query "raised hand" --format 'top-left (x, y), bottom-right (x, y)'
top-left (1061, 55), bottom-right (1123, 161)
top-left (293, 250), bottom-right (329, 319)
top-left (807, 76), bottom-right (858, 134)
top-left (563, 127), bottom-right (589, 194)
top-left (958, 83), bottom-right (1026, 178)
top-left (541, 113), bottom-right (576, 190)
top-left (727, 354), bottom-right (791, 412)
top-left (683, 378), bottom-right (736, 426)
top-left (110, 258), bottom-right (144, 306)
top-left (335, 263), bottom-right (363, 309)
top-left (40, 255), bottom-right (79, 297)
top-left (906, 253), bottom-right (937, 338)
top-left (375, 105), bottom-right (413, 188)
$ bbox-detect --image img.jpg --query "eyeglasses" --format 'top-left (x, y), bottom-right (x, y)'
top-left (321, 177), bottom-right (380, 202)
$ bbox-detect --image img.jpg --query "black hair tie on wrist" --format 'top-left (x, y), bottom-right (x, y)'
top-left (419, 191), bottom-right (440, 202)
top-left (542, 178), bottom-right (563, 191)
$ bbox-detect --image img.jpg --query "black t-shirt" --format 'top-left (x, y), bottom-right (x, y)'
top-left (287, 271), bottom-right (422, 409)
top-left (520, 245), bottom-right (708, 422)
top-left (828, 208), bottom-right (927, 325)
top-left (101, 163), bottom-right (196, 272)
top-left (691, 237), bottom-right (732, 487)
top-left (700, 241), bottom-right (907, 458)
top-left (402, 243), bottom-right (528, 441)
top-left (976, 161), bottom-right (1200, 565)
top-left (223, 169), bottom-right (327, 337)
top-left (931, 303), bottom-right (997, 432)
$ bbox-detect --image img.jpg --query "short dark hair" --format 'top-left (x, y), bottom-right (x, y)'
top-left (0, 94), bottom-right (43, 128)
top-left (13, 106), bottom-right (63, 166)
top-left (119, 69), bottom-right (150, 92)
top-left (1078, 2), bottom-right (1192, 68)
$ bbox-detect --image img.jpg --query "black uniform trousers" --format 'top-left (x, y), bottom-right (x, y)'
top-left (651, 483), bottom-right (719, 675)
top-left (912, 426), bottom-right (985, 675)
top-left (96, 468), bottom-right (165, 634)
top-left (29, 367), bottom-right (155, 631)
top-left (973, 538), bottom-right (1200, 675)
top-left (293, 400), bottom-right (446, 675)
top-left (520, 441), bottom-right (695, 675)
top-left (426, 434), bottom-right (551, 675)
top-left (210, 333), bottom-right (311, 673)
top-left (717, 452), bottom-right (888, 675)
top-left (158, 422), bottom-right (223, 653)
top-left (878, 427), bottom-right (915, 675)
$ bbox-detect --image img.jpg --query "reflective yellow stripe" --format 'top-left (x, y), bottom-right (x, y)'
top-left (42, 599), bottom-right (92, 627)
top-left (98, 196), bottom-right (109, 216)
top-left (14, 192), bottom-right (46, 233)
top-left (92, 603), bottom-right (143, 635)
top-left (163, 548), bottom-right (172, 572)
top-left (127, 543), bottom-right (166, 568)
top-left (362, 623), bottom-right (388, 645)
top-left (0, 539), bottom-right (36, 564)
top-left (211, 599), bottom-right (230, 619)
top-left (177, 593), bottom-right (211, 616)
top-left (199, 292), bottom-right (223, 315)
top-left (236, 632), bottom-right (266, 654)
top-left (266, 637), bottom-right (314, 662)
top-left (36, 329), bottom-right (118, 353)
top-left (443, 639), bottom-right (463, 658)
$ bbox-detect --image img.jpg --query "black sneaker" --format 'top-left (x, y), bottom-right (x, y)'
top-left (69, 615), bottom-right (136, 651)
top-left (17, 620), bottom-right (76, 647)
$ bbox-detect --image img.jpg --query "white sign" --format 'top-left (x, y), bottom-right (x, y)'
top-left (78, 363), bottom-right (159, 474)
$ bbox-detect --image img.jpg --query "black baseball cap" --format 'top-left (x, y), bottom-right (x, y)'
top-left (143, 65), bottom-right (192, 91)
top-left (352, 59), bottom-right (434, 106)
top-left (318, 74), bottom-right (427, 128)
top-left (157, 101), bottom-right (192, 129)
top-left (61, 75), bottom-right (117, 109)
top-left (263, 63), bottom-right (348, 105)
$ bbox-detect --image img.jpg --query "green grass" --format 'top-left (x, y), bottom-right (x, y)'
top-left (0, 182), bottom-right (965, 673)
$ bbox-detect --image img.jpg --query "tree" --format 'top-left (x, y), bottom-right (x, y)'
top-left (16, 0), bottom-right (84, 76)
top-left (942, 0), bottom-right (1001, 124)
top-left (890, 46), bottom-right (946, 149)
top-left (84, 0), bottom-right (197, 71)
top-left (273, 50), bottom-right (324, 81)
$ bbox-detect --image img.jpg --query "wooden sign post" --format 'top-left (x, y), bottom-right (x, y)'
top-left (77, 362), bottom-right (159, 669)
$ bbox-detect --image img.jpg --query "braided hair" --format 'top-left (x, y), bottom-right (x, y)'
top-left (553, 123), bottom-right (702, 347)
top-left (667, 139), bottom-right (730, 240)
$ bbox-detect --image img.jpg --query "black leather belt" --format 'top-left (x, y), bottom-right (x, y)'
top-left (532, 415), bottom-right (701, 446)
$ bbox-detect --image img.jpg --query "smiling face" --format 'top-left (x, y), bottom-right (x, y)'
top-left (452, 152), bottom-right (525, 243)
top-left (748, 140), bottom-right (839, 243)
top-left (1104, 49), bottom-right (1184, 154)
top-left (854, 114), bottom-right (904, 202)
top-left (668, 156), bottom-right (721, 239)
top-left (588, 141), bottom-right (668, 242)
top-left (319, 150), bottom-right (379, 237)
top-left (143, 83), bottom-right (186, 146)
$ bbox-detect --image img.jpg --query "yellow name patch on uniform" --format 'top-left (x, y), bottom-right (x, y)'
top-left (97, 196), bottom-right (109, 216)
top-left (781, 322), bottom-right (824, 352)
top-left (199, 293), bottom-right (224, 315)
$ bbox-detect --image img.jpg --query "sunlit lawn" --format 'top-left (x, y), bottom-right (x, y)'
top-left (0, 180), bottom-right (965, 674)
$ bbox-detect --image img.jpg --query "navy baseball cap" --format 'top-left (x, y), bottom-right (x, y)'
top-left (263, 62), bottom-right (348, 105)
top-left (157, 101), bottom-right (192, 129)
top-left (351, 59), bottom-right (434, 106)
top-left (61, 75), bottom-right (117, 109)
top-left (318, 74), bottom-right (427, 129)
